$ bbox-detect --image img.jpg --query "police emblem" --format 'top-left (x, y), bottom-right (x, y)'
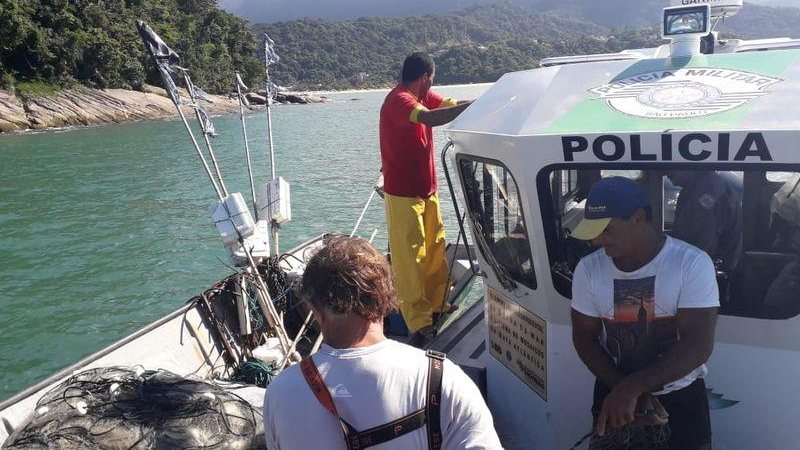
top-left (590, 68), bottom-right (782, 119)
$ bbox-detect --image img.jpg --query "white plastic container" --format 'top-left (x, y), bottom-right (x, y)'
top-left (257, 177), bottom-right (291, 225)
top-left (225, 220), bottom-right (270, 266)
top-left (210, 192), bottom-right (256, 244)
top-left (252, 337), bottom-right (285, 364)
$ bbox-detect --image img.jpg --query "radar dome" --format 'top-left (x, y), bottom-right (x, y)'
top-left (670, 0), bottom-right (743, 18)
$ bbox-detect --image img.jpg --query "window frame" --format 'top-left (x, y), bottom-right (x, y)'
top-left (536, 162), bottom-right (800, 311)
top-left (456, 154), bottom-right (537, 291)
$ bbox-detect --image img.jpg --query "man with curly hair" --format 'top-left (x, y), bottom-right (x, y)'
top-left (263, 236), bottom-right (502, 450)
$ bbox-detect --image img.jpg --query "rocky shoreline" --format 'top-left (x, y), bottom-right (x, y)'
top-left (0, 85), bottom-right (330, 133)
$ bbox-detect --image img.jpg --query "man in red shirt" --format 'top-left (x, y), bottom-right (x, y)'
top-left (379, 52), bottom-right (471, 345)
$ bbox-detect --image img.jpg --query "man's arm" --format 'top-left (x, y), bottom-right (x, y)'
top-left (416, 101), bottom-right (471, 127)
top-left (619, 306), bottom-right (717, 394)
top-left (571, 309), bottom-right (625, 388)
top-left (596, 307), bottom-right (718, 432)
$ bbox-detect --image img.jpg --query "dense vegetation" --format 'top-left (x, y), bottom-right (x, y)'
top-left (257, 3), bottom-right (663, 89)
top-left (1, 0), bottom-right (799, 94)
top-left (0, 0), bottom-right (262, 94)
top-left (226, 0), bottom-right (800, 30)
top-left (256, 0), bottom-right (800, 89)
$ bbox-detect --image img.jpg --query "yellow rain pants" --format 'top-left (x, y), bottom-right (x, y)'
top-left (384, 193), bottom-right (450, 333)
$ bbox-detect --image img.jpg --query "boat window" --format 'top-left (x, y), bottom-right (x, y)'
top-left (458, 157), bottom-right (536, 290)
top-left (540, 166), bottom-right (800, 320)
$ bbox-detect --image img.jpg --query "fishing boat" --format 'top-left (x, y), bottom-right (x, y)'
top-left (4, 0), bottom-right (800, 448)
top-left (0, 18), bottom-right (480, 450)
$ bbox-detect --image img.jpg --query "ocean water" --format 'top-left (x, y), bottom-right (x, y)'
top-left (0, 84), bottom-right (490, 401)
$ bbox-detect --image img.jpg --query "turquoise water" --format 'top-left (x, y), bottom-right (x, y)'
top-left (0, 84), bottom-right (490, 401)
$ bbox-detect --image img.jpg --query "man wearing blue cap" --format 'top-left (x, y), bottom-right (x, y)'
top-left (570, 176), bottom-right (719, 450)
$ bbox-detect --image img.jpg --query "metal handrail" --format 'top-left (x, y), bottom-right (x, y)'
top-left (440, 140), bottom-right (483, 277)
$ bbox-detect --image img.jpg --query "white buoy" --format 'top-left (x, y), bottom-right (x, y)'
top-left (74, 401), bottom-right (88, 415)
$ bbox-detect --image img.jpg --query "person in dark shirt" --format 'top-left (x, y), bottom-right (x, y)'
top-left (667, 171), bottom-right (743, 274)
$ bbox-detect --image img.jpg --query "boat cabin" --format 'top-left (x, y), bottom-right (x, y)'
top-left (442, 2), bottom-right (800, 448)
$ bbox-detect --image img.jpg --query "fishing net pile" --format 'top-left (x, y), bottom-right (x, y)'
top-left (4, 367), bottom-right (265, 450)
top-left (584, 423), bottom-right (669, 450)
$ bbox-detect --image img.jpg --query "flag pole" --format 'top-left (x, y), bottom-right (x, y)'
top-left (264, 33), bottom-right (280, 254)
top-left (136, 21), bottom-right (293, 354)
top-left (236, 72), bottom-right (259, 220)
top-left (135, 21), bottom-right (224, 202)
top-left (182, 72), bottom-right (229, 197)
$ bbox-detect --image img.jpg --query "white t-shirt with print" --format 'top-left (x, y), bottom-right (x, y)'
top-left (571, 236), bottom-right (719, 394)
top-left (263, 339), bottom-right (503, 450)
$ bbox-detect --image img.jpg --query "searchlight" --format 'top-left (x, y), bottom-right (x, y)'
top-left (663, 4), bottom-right (711, 57)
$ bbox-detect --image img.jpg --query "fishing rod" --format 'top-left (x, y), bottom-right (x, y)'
top-left (137, 20), bottom-right (292, 355)
top-left (235, 72), bottom-right (259, 219)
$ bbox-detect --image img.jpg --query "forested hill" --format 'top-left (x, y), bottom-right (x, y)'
top-left (257, 1), bottom-right (800, 89)
top-left (258, 3), bottom-right (660, 89)
top-left (2, 0), bottom-right (800, 95)
top-left (223, 0), bottom-right (799, 27)
top-left (0, 0), bottom-right (263, 95)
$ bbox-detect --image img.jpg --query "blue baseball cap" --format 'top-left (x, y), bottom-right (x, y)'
top-left (571, 176), bottom-right (649, 240)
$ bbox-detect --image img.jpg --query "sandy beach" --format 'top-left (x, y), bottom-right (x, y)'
top-left (306, 82), bottom-right (494, 95)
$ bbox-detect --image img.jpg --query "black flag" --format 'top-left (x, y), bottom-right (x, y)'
top-left (137, 20), bottom-right (180, 66)
top-left (136, 20), bottom-right (183, 105)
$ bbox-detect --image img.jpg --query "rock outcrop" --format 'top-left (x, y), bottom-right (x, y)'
top-left (0, 92), bottom-right (29, 133)
top-left (0, 85), bottom-right (329, 133)
top-left (245, 91), bottom-right (331, 106)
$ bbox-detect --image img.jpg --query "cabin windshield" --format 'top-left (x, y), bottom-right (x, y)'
top-left (539, 165), bottom-right (800, 320)
top-left (458, 156), bottom-right (536, 290)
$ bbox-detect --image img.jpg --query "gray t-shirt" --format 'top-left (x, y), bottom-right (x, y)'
top-left (263, 339), bottom-right (503, 450)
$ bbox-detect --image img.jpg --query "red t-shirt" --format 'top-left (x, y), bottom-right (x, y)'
top-left (379, 85), bottom-right (456, 198)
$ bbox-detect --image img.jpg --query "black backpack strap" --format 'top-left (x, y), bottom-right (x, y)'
top-left (426, 349), bottom-right (446, 450)
top-left (350, 407), bottom-right (427, 448)
top-left (301, 351), bottom-right (446, 450)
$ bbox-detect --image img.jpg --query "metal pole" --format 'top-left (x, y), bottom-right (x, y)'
top-left (236, 73), bottom-right (259, 220)
top-left (351, 190), bottom-right (377, 238)
top-left (278, 310), bottom-right (314, 369)
top-left (264, 67), bottom-right (281, 255)
top-left (265, 64), bottom-right (280, 255)
top-left (173, 98), bottom-right (224, 201)
top-left (265, 65), bottom-right (277, 181)
top-left (350, 174), bottom-right (383, 237)
top-left (243, 250), bottom-right (291, 353)
top-left (183, 72), bottom-right (228, 197)
top-left (310, 332), bottom-right (324, 354)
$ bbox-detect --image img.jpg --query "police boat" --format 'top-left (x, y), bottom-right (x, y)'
top-left (430, 0), bottom-right (800, 448)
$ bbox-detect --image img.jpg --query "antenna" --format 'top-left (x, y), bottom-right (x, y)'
top-left (670, 0), bottom-right (743, 21)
